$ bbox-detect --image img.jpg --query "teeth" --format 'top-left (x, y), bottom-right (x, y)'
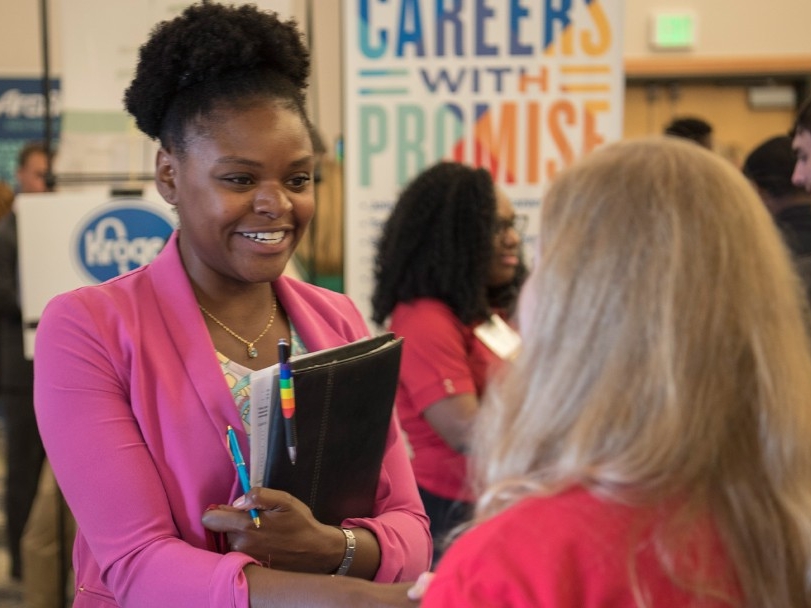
top-left (242, 231), bottom-right (284, 244)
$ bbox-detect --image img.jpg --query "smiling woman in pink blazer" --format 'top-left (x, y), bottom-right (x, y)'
top-left (33, 4), bottom-right (429, 607)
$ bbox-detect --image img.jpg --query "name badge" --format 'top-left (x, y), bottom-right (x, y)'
top-left (473, 314), bottom-right (521, 360)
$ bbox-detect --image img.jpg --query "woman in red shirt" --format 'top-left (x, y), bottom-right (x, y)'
top-left (423, 138), bottom-right (811, 607)
top-left (372, 162), bottom-right (526, 565)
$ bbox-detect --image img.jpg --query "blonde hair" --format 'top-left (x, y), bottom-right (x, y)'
top-left (472, 137), bottom-right (811, 607)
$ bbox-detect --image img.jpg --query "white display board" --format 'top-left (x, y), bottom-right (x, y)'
top-left (58, 0), bottom-right (294, 112)
top-left (16, 190), bottom-right (177, 358)
top-left (55, 0), bottom-right (294, 178)
top-left (343, 0), bottom-right (626, 324)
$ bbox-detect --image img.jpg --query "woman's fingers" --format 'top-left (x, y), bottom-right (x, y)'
top-left (407, 571), bottom-right (435, 600)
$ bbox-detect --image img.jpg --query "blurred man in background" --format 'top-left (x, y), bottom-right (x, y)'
top-left (1, 142), bottom-right (50, 581)
top-left (791, 96), bottom-right (811, 192)
top-left (664, 116), bottom-right (714, 150)
top-left (745, 134), bottom-right (811, 301)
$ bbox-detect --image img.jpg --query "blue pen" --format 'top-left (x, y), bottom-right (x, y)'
top-left (225, 425), bottom-right (261, 528)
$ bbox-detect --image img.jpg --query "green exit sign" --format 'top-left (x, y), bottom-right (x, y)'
top-left (651, 12), bottom-right (696, 50)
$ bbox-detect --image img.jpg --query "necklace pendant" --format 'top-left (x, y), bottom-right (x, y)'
top-left (247, 345), bottom-right (259, 358)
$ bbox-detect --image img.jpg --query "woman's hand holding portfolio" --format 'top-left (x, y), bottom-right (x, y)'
top-left (203, 488), bottom-right (341, 572)
top-left (202, 487), bottom-right (383, 578)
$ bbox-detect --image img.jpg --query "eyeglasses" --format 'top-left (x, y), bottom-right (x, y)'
top-left (494, 214), bottom-right (528, 237)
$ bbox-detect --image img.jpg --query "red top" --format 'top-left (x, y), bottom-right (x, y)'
top-left (423, 487), bottom-right (741, 607)
top-left (390, 299), bottom-right (501, 501)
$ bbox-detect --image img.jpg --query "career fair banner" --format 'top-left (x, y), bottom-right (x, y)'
top-left (343, 0), bottom-right (625, 324)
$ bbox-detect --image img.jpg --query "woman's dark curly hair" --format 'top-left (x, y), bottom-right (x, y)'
top-left (123, 2), bottom-right (310, 154)
top-left (372, 161), bottom-right (507, 326)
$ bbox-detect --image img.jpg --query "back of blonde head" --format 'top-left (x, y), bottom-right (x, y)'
top-left (473, 137), bottom-right (811, 607)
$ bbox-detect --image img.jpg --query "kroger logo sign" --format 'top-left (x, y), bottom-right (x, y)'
top-left (74, 202), bottom-right (174, 283)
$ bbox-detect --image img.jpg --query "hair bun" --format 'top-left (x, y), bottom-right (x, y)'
top-left (124, 2), bottom-right (310, 141)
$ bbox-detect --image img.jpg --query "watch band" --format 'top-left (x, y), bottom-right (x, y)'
top-left (335, 528), bottom-right (356, 576)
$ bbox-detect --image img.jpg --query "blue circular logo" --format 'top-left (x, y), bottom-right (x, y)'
top-left (74, 200), bottom-right (174, 283)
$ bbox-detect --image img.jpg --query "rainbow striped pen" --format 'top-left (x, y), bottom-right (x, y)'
top-left (225, 425), bottom-right (261, 528)
top-left (278, 339), bottom-right (298, 465)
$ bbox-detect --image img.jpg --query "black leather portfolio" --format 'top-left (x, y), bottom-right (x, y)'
top-left (262, 333), bottom-right (403, 525)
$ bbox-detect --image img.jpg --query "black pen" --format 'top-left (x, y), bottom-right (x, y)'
top-left (278, 339), bottom-right (297, 464)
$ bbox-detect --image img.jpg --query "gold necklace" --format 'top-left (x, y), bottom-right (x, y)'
top-left (199, 294), bottom-right (277, 359)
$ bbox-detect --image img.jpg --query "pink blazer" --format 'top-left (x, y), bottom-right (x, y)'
top-left (34, 232), bottom-right (431, 607)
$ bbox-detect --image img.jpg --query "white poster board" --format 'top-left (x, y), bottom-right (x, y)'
top-left (56, 0), bottom-right (293, 178)
top-left (343, 0), bottom-right (625, 324)
top-left (16, 191), bottom-right (177, 358)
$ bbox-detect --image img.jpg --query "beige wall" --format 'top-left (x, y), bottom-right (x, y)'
top-left (0, 0), bottom-right (62, 76)
top-left (620, 1), bottom-right (811, 165)
top-left (623, 0), bottom-right (811, 57)
top-left (624, 83), bottom-right (796, 167)
top-left (304, 1), bottom-right (342, 157)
